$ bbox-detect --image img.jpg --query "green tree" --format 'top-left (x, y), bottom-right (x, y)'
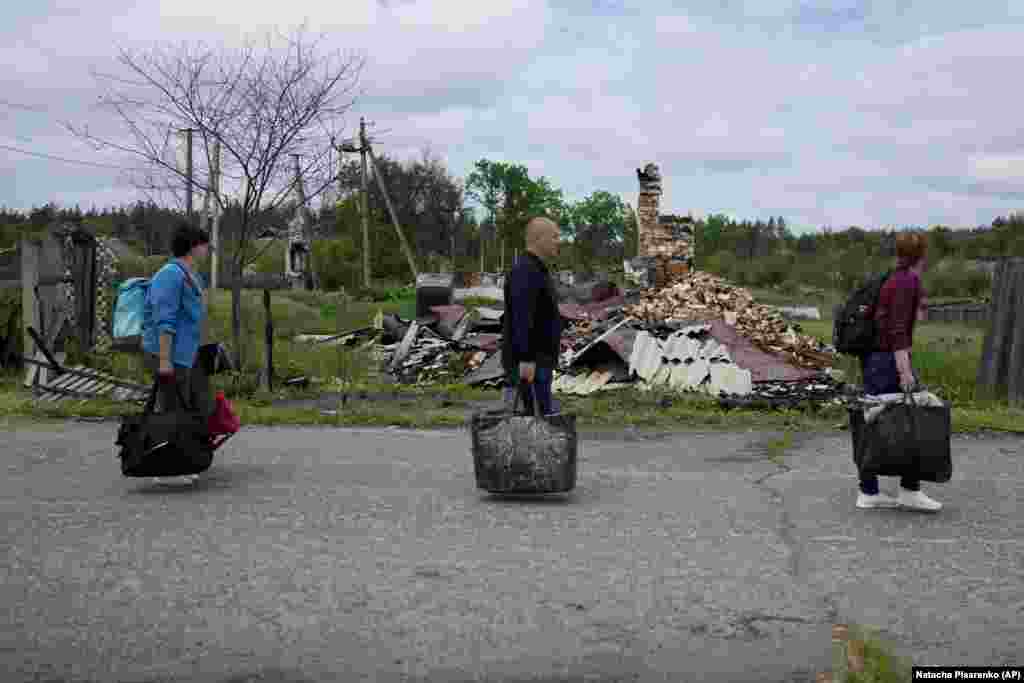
top-left (466, 159), bottom-right (511, 271)
top-left (467, 159), bottom-right (566, 271)
top-left (564, 190), bottom-right (628, 272)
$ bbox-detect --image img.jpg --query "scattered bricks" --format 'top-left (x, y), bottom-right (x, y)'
top-left (847, 638), bottom-right (865, 673)
top-left (624, 271), bottom-right (836, 370)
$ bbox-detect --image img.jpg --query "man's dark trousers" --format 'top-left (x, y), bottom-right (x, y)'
top-left (504, 365), bottom-right (556, 415)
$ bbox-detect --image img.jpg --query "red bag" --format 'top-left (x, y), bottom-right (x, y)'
top-left (208, 391), bottom-right (240, 436)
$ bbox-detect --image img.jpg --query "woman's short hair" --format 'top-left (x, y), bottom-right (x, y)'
top-left (895, 231), bottom-right (928, 269)
top-left (171, 221), bottom-right (211, 258)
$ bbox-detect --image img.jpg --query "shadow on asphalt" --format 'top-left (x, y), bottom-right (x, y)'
top-left (478, 490), bottom-right (590, 506)
top-left (120, 463), bottom-right (280, 495)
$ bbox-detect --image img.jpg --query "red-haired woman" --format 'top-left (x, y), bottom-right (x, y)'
top-left (856, 231), bottom-right (942, 512)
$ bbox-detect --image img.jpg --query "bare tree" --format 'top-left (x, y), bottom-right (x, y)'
top-left (69, 26), bottom-right (364, 367)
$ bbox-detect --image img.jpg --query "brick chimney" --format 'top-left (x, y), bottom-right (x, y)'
top-left (634, 163), bottom-right (693, 287)
top-left (636, 163), bottom-right (663, 259)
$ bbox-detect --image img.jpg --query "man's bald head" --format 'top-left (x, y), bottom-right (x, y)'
top-left (525, 217), bottom-right (560, 261)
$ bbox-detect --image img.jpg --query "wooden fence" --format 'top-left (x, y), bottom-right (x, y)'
top-left (977, 257), bottom-right (1024, 404)
top-left (925, 303), bottom-right (990, 326)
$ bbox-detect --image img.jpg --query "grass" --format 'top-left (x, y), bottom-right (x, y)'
top-left (765, 430), bottom-right (795, 465)
top-left (831, 623), bottom-right (914, 683)
top-left (3, 285), bottom-right (1022, 434)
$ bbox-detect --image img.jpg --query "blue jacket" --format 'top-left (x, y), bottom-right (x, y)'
top-left (142, 259), bottom-right (205, 368)
top-left (501, 253), bottom-right (562, 369)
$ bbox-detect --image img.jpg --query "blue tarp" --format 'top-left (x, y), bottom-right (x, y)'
top-left (112, 277), bottom-right (150, 343)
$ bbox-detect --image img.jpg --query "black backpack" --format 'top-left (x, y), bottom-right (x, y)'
top-left (832, 270), bottom-right (892, 357)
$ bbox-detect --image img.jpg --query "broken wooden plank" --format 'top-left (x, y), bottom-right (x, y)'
top-left (388, 320), bottom-right (421, 372)
top-left (452, 312), bottom-right (475, 342)
top-left (50, 370), bottom-right (97, 395)
top-left (30, 361), bottom-right (150, 404)
top-left (40, 376), bottom-right (106, 401)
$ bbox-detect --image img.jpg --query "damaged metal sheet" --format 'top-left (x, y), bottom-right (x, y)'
top-left (388, 320), bottom-right (421, 372)
top-left (464, 350), bottom-right (506, 386)
top-left (629, 332), bottom-right (664, 382)
top-left (705, 320), bottom-right (818, 383)
top-left (566, 318), bottom-right (631, 367)
top-left (463, 333), bottom-right (501, 353)
top-left (708, 363), bottom-right (753, 397)
top-left (452, 313), bottom-right (474, 342)
top-left (558, 303), bottom-right (590, 322)
top-left (475, 307), bottom-right (503, 322)
top-left (430, 304), bottom-right (466, 323)
top-left (624, 325), bottom-right (755, 395)
top-left (294, 327), bottom-right (374, 346)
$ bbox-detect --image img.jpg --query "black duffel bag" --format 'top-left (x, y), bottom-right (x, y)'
top-left (116, 378), bottom-right (215, 478)
top-left (849, 390), bottom-right (952, 483)
top-left (470, 382), bottom-right (578, 494)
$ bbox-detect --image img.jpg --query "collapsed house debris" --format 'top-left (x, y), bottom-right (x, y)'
top-left (623, 271), bottom-right (834, 371)
top-left (294, 268), bottom-right (844, 409)
top-left (293, 163), bottom-right (845, 409)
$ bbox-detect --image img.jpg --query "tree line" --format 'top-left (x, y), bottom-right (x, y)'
top-left (3, 192), bottom-right (1022, 302)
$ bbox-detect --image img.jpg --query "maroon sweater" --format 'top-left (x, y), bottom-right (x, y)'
top-left (874, 268), bottom-right (922, 352)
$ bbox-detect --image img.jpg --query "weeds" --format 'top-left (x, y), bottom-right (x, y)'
top-left (831, 623), bottom-right (913, 683)
top-left (766, 431), bottom-right (795, 465)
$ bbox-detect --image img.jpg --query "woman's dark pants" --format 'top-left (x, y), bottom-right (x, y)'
top-left (144, 353), bottom-right (214, 417)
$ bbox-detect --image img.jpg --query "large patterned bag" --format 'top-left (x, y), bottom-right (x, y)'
top-left (470, 383), bottom-right (577, 494)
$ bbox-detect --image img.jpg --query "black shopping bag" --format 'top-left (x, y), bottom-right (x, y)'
top-left (470, 382), bottom-right (577, 494)
top-left (116, 378), bottom-right (215, 478)
top-left (196, 342), bottom-right (234, 376)
top-left (850, 391), bottom-right (952, 483)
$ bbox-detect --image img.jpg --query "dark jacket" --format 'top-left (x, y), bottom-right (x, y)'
top-left (502, 252), bottom-right (562, 370)
top-left (874, 268), bottom-right (922, 352)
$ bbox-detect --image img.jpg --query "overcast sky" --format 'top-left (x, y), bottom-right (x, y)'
top-left (2, 0), bottom-right (1024, 233)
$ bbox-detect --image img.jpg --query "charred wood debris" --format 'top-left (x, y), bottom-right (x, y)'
top-left (297, 271), bottom-right (851, 411)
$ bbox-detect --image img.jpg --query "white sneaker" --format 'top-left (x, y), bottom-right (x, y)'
top-left (898, 488), bottom-right (942, 512)
top-left (152, 475), bottom-right (198, 486)
top-left (856, 492), bottom-right (900, 509)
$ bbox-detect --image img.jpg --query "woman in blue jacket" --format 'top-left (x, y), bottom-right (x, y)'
top-left (142, 222), bottom-right (212, 417)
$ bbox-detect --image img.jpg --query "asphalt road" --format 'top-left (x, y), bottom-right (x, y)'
top-left (2, 423), bottom-right (1021, 683)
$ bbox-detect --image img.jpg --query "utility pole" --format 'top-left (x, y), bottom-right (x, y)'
top-left (338, 120), bottom-right (417, 281)
top-left (359, 117), bottom-right (371, 289)
top-left (210, 141), bottom-right (221, 291)
top-left (337, 123), bottom-right (372, 288)
top-left (366, 147), bottom-right (418, 280)
top-left (181, 128), bottom-right (195, 222)
top-left (291, 153), bottom-right (318, 290)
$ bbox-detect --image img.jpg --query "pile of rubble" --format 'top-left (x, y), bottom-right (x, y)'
top-left (295, 270), bottom-right (846, 409)
top-left (624, 272), bottom-right (834, 370)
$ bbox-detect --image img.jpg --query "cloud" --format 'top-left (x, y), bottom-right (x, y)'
top-left (969, 155), bottom-right (1024, 184)
top-left (3, 0), bottom-right (1024, 230)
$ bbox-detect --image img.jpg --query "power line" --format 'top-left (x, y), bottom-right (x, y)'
top-left (0, 98), bottom-right (49, 112)
top-left (0, 143), bottom-right (126, 170)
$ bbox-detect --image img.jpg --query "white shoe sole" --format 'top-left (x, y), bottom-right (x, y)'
top-left (856, 495), bottom-right (899, 509)
top-left (899, 502), bottom-right (941, 512)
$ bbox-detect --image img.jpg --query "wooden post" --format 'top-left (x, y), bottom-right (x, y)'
top-left (977, 257), bottom-right (1024, 404)
top-left (181, 128), bottom-right (195, 221)
top-left (210, 141), bottom-right (222, 292)
top-left (367, 149), bottom-right (418, 280)
top-left (21, 237), bottom-right (39, 386)
top-left (359, 117), bottom-right (371, 289)
top-left (292, 153), bottom-right (318, 291)
top-left (263, 289), bottom-right (273, 392)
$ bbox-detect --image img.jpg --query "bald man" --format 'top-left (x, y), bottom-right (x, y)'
top-left (501, 217), bottom-right (562, 416)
